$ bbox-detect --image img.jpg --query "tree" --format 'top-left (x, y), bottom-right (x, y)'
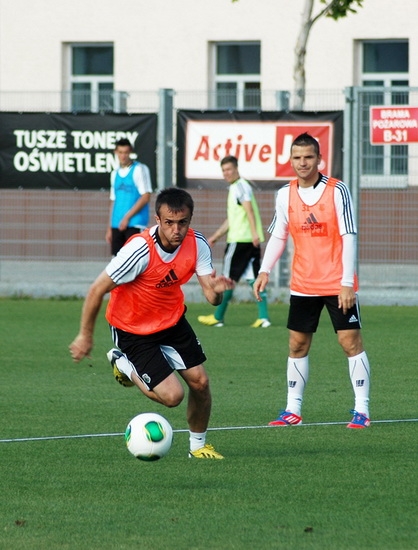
top-left (232, 0), bottom-right (364, 109)
top-left (293, 0), bottom-right (363, 108)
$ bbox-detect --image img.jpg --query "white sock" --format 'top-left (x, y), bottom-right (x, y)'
top-left (348, 351), bottom-right (371, 417)
top-left (285, 356), bottom-right (309, 416)
top-left (189, 431), bottom-right (206, 451)
top-left (115, 354), bottom-right (135, 382)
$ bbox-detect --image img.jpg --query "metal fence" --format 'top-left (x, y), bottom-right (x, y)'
top-left (344, 87), bottom-right (418, 302)
top-left (0, 88), bottom-right (346, 113)
top-left (0, 87), bottom-right (417, 303)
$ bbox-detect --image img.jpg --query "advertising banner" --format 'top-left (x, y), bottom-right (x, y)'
top-left (177, 110), bottom-right (343, 188)
top-left (0, 112), bottom-right (157, 189)
top-left (370, 106), bottom-right (418, 144)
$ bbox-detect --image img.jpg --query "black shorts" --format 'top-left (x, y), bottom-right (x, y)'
top-left (223, 242), bottom-right (260, 282)
top-left (109, 315), bottom-right (207, 390)
top-left (287, 295), bottom-right (362, 333)
top-left (111, 227), bottom-right (142, 256)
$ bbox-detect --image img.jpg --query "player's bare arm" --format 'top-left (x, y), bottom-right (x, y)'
top-left (242, 200), bottom-right (260, 246)
top-left (197, 271), bottom-right (235, 305)
top-left (106, 202), bottom-right (114, 243)
top-left (253, 272), bottom-right (269, 301)
top-left (69, 271), bottom-right (117, 362)
top-left (208, 219), bottom-right (229, 247)
top-left (338, 285), bottom-right (356, 315)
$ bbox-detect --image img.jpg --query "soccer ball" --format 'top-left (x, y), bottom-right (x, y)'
top-left (125, 413), bottom-right (173, 461)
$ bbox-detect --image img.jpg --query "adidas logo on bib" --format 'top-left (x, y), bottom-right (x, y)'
top-left (156, 269), bottom-right (179, 288)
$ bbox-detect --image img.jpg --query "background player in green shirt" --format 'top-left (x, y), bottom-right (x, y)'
top-left (198, 155), bottom-right (270, 328)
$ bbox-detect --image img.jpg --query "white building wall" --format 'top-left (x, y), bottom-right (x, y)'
top-left (0, 0), bottom-right (417, 94)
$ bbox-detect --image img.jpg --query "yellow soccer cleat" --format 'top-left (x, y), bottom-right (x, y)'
top-left (251, 318), bottom-right (272, 328)
top-left (106, 349), bottom-right (135, 387)
top-left (188, 444), bottom-right (224, 459)
top-left (197, 314), bottom-right (224, 327)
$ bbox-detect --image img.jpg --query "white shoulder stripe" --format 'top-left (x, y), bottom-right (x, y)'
top-left (194, 229), bottom-right (209, 246)
top-left (109, 241), bottom-right (149, 282)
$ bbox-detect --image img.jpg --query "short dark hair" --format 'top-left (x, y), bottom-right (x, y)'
top-left (155, 187), bottom-right (194, 217)
top-left (115, 138), bottom-right (133, 149)
top-left (291, 132), bottom-right (320, 156)
top-left (220, 155), bottom-right (238, 167)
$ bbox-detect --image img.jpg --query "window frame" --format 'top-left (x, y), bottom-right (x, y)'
top-left (210, 41), bottom-right (261, 110)
top-left (64, 43), bottom-right (115, 113)
top-left (356, 40), bottom-right (409, 188)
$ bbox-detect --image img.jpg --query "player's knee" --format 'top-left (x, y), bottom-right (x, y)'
top-left (338, 331), bottom-right (363, 356)
top-left (189, 373), bottom-right (210, 395)
top-left (162, 391), bottom-right (184, 408)
top-left (289, 337), bottom-right (310, 356)
top-left (155, 383), bottom-right (185, 407)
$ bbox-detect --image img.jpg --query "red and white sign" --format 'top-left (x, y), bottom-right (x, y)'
top-left (185, 121), bottom-right (334, 180)
top-left (370, 106), bottom-right (418, 144)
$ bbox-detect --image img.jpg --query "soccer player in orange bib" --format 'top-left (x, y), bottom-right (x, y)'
top-left (70, 188), bottom-right (234, 458)
top-left (253, 133), bottom-right (371, 429)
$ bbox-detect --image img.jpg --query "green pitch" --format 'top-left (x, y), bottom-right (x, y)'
top-left (0, 299), bottom-right (416, 549)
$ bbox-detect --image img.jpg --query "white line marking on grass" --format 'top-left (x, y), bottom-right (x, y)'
top-left (0, 433), bottom-right (123, 443)
top-left (1, 418), bottom-right (417, 443)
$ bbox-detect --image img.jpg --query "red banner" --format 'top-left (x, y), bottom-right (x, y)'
top-left (177, 110), bottom-right (343, 189)
top-left (370, 106), bottom-right (418, 144)
top-left (275, 123), bottom-right (333, 178)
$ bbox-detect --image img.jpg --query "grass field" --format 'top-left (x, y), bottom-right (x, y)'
top-left (0, 298), bottom-right (417, 549)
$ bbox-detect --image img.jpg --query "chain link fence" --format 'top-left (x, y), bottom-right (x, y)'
top-left (0, 87), bottom-right (417, 303)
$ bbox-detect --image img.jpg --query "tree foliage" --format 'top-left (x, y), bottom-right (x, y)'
top-left (321, 0), bottom-right (364, 21)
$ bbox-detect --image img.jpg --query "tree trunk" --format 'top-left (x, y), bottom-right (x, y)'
top-left (293, 0), bottom-right (315, 110)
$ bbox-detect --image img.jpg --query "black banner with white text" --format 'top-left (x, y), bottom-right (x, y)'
top-left (0, 112), bottom-right (157, 189)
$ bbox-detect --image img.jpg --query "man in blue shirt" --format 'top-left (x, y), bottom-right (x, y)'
top-left (106, 138), bottom-right (152, 255)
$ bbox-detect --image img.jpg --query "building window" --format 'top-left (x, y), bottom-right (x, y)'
top-left (363, 42), bottom-right (408, 73)
top-left (69, 44), bottom-right (114, 112)
top-left (213, 42), bottom-right (261, 110)
top-left (359, 40), bottom-right (409, 184)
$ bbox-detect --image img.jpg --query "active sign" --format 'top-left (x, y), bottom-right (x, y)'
top-left (176, 110), bottom-right (343, 187)
top-left (370, 106), bottom-right (418, 144)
